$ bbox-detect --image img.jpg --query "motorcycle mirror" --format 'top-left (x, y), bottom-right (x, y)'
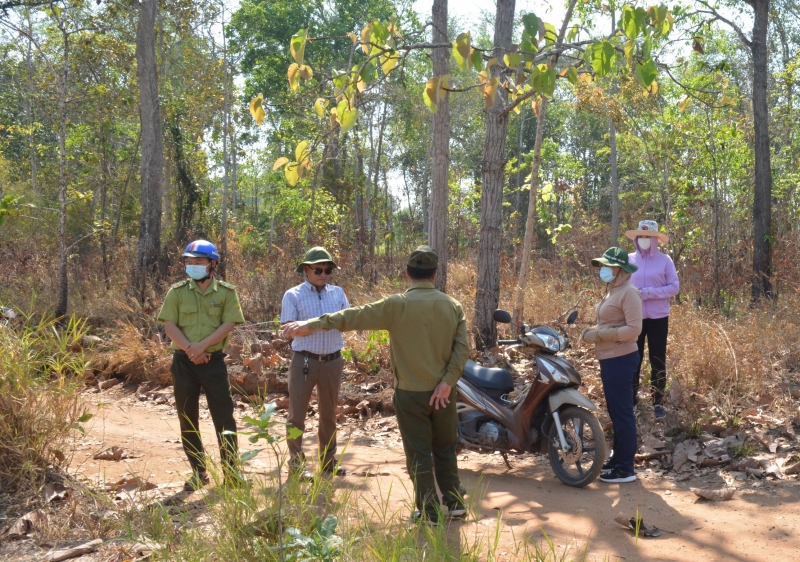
top-left (567, 310), bottom-right (579, 325)
top-left (493, 309), bottom-right (512, 324)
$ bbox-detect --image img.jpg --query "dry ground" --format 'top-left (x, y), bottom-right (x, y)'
top-left (19, 383), bottom-right (797, 562)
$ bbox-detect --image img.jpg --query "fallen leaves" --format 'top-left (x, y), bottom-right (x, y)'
top-left (613, 515), bottom-right (662, 537)
top-left (42, 482), bottom-right (69, 503)
top-left (44, 539), bottom-right (103, 562)
top-left (692, 487), bottom-right (736, 501)
top-left (93, 446), bottom-right (134, 461)
top-left (3, 509), bottom-right (45, 539)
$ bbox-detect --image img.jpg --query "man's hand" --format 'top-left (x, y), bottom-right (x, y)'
top-left (282, 320), bottom-right (314, 339)
top-left (191, 352), bottom-right (211, 365)
top-left (185, 341), bottom-right (208, 362)
top-left (429, 381), bottom-right (452, 410)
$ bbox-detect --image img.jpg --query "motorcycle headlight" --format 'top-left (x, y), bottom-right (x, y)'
top-left (538, 358), bottom-right (570, 385)
top-left (537, 333), bottom-right (561, 352)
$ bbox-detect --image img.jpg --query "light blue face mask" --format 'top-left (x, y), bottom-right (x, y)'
top-left (599, 266), bottom-right (616, 284)
top-left (186, 264), bottom-right (209, 280)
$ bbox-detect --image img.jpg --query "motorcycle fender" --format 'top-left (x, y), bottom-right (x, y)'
top-left (548, 388), bottom-right (598, 412)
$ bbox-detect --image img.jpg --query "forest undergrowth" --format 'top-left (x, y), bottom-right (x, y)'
top-left (2, 240), bottom-right (800, 560)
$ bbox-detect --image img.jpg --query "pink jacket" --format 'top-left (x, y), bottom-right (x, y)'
top-left (628, 240), bottom-right (680, 320)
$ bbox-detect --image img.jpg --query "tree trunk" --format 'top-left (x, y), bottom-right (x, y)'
top-left (55, 29), bottom-right (69, 319)
top-left (609, 117), bottom-right (620, 244)
top-left (135, 0), bottom-right (164, 297)
top-left (510, 0), bottom-right (577, 328)
top-left (750, 0), bottom-right (773, 300)
top-left (474, 0), bottom-right (515, 349)
top-left (219, 13), bottom-right (230, 280)
top-left (429, 0), bottom-right (450, 292)
top-left (512, 98), bottom-right (547, 327)
top-left (26, 13), bottom-right (37, 194)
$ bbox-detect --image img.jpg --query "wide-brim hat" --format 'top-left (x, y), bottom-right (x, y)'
top-left (295, 246), bottom-right (339, 273)
top-left (591, 246), bottom-right (638, 273)
top-left (625, 220), bottom-right (669, 244)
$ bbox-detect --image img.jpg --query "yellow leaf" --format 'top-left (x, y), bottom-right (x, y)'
top-left (273, 157), bottom-right (289, 171)
top-left (361, 23), bottom-right (373, 54)
top-left (298, 64), bottom-right (313, 81)
top-left (423, 77), bottom-right (438, 112)
top-left (249, 94), bottom-right (266, 126)
top-left (483, 77), bottom-right (499, 109)
top-left (677, 96), bottom-right (691, 112)
top-left (381, 52), bottom-right (399, 75)
top-left (287, 63), bottom-right (300, 91)
top-left (477, 71), bottom-right (489, 85)
top-left (437, 75), bottom-right (450, 103)
top-left (295, 141), bottom-right (310, 164)
top-left (330, 107), bottom-right (339, 126)
top-left (346, 32), bottom-right (357, 44)
top-left (285, 162), bottom-right (300, 186)
top-left (314, 98), bottom-right (328, 118)
top-left (486, 58), bottom-right (498, 71)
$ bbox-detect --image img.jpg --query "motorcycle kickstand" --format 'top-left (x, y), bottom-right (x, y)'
top-left (501, 452), bottom-right (513, 470)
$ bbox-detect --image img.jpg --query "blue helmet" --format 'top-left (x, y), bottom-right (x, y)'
top-left (182, 240), bottom-right (220, 261)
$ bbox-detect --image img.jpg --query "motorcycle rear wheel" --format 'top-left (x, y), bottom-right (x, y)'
top-left (547, 406), bottom-right (606, 487)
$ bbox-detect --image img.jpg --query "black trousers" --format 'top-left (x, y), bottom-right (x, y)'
top-left (634, 316), bottom-right (669, 406)
top-left (171, 351), bottom-right (239, 475)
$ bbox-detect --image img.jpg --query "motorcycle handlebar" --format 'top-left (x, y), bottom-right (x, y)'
top-left (498, 339), bottom-right (520, 345)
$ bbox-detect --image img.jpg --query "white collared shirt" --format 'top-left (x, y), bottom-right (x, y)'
top-left (280, 281), bottom-right (350, 354)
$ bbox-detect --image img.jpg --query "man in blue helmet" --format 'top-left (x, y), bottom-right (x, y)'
top-left (157, 240), bottom-right (246, 491)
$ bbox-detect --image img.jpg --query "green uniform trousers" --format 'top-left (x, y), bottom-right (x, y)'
top-left (394, 388), bottom-right (463, 517)
top-left (171, 351), bottom-right (238, 475)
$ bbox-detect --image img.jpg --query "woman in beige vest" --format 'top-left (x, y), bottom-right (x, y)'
top-left (581, 247), bottom-right (643, 483)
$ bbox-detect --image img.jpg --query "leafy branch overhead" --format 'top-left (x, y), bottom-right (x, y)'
top-left (249, 5), bottom-right (673, 186)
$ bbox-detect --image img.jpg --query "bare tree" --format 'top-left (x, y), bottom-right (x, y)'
top-left (474, 0), bottom-right (515, 349)
top-left (134, 0), bottom-right (164, 296)
top-left (428, 0), bottom-right (450, 291)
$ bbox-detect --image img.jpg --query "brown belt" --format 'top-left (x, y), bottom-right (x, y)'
top-left (295, 350), bottom-right (342, 362)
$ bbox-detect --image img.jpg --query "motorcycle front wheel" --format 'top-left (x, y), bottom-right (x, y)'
top-left (547, 406), bottom-right (606, 487)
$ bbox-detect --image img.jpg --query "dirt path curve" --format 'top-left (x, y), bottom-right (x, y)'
top-left (74, 387), bottom-right (800, 561)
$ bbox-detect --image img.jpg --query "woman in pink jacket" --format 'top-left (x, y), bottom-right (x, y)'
top-left (626, 220), bottom-right (680, 419)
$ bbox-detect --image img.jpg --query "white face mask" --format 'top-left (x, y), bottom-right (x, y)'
top-left (638, 237), bottom-right (652, 251)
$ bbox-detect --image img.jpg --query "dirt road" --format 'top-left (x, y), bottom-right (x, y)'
top-left (73, 386), bottom-right (800, 562)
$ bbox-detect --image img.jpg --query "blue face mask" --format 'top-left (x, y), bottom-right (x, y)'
top-left (599, 266), bottom-right (616, 284)
top-left (186, 264), bottom-right (209, 280)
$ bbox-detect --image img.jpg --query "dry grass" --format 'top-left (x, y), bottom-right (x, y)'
top-left (93, 323), bottom-right (173, 385)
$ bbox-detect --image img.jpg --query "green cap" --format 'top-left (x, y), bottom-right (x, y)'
top-left (296, 247), bottom-right (338, 273)
top-left (407, 245), bottom-right (439, 270)
top-left (591, 247), bottom-right (638, 273)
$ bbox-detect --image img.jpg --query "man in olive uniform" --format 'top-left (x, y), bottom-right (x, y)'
top-left (158, 239), bottom-right (246, 491)
top-left (282, 246), bottom-right (469, 524)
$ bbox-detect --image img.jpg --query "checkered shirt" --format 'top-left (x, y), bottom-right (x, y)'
top-left (280, 281), bottom-right (350, 354)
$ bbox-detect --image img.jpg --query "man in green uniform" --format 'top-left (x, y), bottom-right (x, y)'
top-left (282, 246), bottom-right (469, 524)
top-left (158, 239), bottom-right (246, 491)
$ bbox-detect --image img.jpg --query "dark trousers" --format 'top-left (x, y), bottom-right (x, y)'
top-left (286, 352), bottom-right (344, 467)
top-left (600, 351), bottom-right (639, 475)
top-left (394, 388), bottom-right (462, 517)
top-left (634, 316), bottom-right (669, 406)
top-left (171, 351), bottom-right (238, 475)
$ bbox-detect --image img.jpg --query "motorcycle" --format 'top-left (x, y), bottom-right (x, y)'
top-left (456, 308), bottom-right (606, 487)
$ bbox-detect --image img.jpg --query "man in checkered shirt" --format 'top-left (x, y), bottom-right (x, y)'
top-left (280, 247), bottom-right (350, 480)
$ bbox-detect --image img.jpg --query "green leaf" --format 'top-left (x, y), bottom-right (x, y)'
top-left (521, 13), bottom-right (539, 41)
top-left (380, 52), bottom-right (399, 75)
top-left (452, 32), bottom-right (471, 71)
top-left (532, 64), bottom-right (556, 97)
top-left (589, 41), bottom-right (616, 77)
top-left (634, 59), bottom-right (658, 88)
top-left (319, 515), bottom-right (338, 538)
top-left (470, 49), bottom-right (484, 72)
top-left (543, 23), bottom-right (558, 45)
top-left (240, 449), bottom-right (262, 462)
top-left (77, 413), bottom-right (93, 423)
top-left (290, 29), bottom-right (307, 66)
top-left (503, 53), bottom-right (521, 69)
top-left (566, 67), bottom-right (578, 85)
top-left (622, 6), bottom-right (646, 40)
top-left (314, 98), bottom-right (328, 118)
top-left (624, 39), bottom-right (635, 60)
top-left (287, 426), bottom-right (304, 440)
top-left (338, 103), bottom-right (359, 133)
top-left (566, 24), bottom-right (579, 43)
top-left (642, 38), bottom-right (652, 61)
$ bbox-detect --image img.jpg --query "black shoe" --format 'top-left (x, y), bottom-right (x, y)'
top-left (322, 464), bottom-right (346, 476)
top-left (601, 460), bottom-right (616, 475)
top-left (184, 471), bottom-right (210, 492)
top-left (446, 504), bottom-right (467, 519)
top-left (600, 468), bottom-right (637, 483)
top-left (410, 510), bottom-right (439, 526)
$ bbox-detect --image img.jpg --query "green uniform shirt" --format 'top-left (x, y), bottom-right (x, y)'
top-left (307, 282), bottom-right (469, 391)
top-left (157, 278), bottom-right (245, 352)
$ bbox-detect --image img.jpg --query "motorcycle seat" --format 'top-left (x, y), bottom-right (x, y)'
top-left (462, 360), bottom-right (514, 392)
